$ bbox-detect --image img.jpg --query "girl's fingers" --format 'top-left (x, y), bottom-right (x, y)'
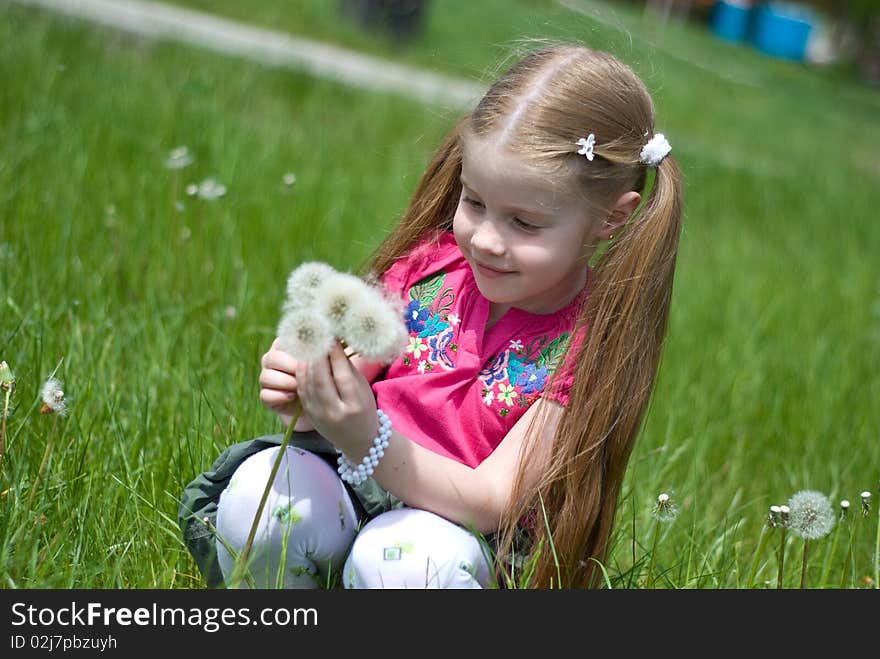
top-left (262, 348), bottom-right (299, 374)
top-left (259, 388), bottom-right (297, 408)
top-left (308, 353), bottom-right (341, 406)
top-left (258, 368), bottom-right (297, 392)
top-left (328, 342), bottom-right (357, 397)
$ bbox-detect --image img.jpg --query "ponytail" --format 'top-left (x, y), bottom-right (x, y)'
top-left (497, 154), bottom-right (683, 588)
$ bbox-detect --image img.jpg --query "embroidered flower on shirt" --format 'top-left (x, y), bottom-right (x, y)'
top-left (517, 363), bottom-right (549, 395)
top-left (427, 327), bottom-right (455, 370)
top-left (478, 332), bottom-right (571, 417)
top-left (407, 336), bottom-right (428, 359)
top-left (399, 271), bottom-right (458, 374)
top-left (497, 383), bottom-right (517, 406)
top-left (405, 299), bottom-right (429, 334)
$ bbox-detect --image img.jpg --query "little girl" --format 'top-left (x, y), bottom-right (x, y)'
top-left (179, 42), bottom-right (683, 589)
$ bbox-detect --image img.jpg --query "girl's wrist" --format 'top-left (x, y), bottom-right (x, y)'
top-left (337, 409), bottom-right (392, 486)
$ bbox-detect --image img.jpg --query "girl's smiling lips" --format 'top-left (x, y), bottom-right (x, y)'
top-left (474, 261), bottom-right (515, 278)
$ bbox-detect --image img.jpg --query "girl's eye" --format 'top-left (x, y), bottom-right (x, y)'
top-left (463, 196), bottom-right (484, 210)
top-left (512, 217), bottom-right (539, 232)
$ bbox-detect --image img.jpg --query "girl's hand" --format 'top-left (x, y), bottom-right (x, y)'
top-left (259, 337), bottom-right (313, 429)
top-left (295, 342), bottom-right (378, 456)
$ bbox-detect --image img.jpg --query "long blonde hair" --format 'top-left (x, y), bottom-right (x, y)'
top-left (367, 43), bottom-right (683, 588)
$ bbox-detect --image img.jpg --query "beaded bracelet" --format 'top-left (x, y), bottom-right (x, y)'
top-left (337, 409), bottom-right (392, 486)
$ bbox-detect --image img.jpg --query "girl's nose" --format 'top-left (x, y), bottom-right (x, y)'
top-left (470, 218), bottom-right (505, 257)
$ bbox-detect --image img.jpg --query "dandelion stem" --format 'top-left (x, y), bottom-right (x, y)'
top-left (840, 522), bottom-right (858, 589)
top-left (228, 401), bottom-right (303, 589)
top-left (27, 415), bottom-right (59, 512)
top-left (874, 501), bottom-right (879, 589)
top-left (747, 525), bottom-right (771, 589)
top-left (799, 539), bottom-right (810, 589)
top-left (776, 526), bottom-right (787, 589)
top-left (646, 517), bottom-right (661, 589)
top-left (819, 520), bottom-right (842, 589)
top-left (0, 386), bottom-right (10, 474)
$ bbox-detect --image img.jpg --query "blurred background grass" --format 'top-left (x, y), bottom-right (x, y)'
top-left (0, 0), bottom-right (878, 588)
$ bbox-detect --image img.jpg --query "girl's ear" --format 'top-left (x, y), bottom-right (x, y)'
top-left (597, 191), bottom-right (641, 240)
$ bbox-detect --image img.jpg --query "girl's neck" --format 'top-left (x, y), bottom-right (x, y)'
top-left (486, 303), bottom-right (510, 330)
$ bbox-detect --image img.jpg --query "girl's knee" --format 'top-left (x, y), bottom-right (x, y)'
top-left (215, 446), bottom-right (359, 588)
top-left (343, 508), bottom-right (492, 589)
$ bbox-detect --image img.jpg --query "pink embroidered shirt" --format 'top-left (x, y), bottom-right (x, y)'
top-left (371, 231), bottom-right (589, 469)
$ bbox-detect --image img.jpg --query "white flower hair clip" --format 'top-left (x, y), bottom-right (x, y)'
top-left (639, 133), bottom-right (672, 167)
top-left (575, 134), bottom-right (595, 161)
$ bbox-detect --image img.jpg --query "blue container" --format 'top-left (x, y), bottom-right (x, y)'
top-left (749, 2), bottom-right (814, 61)
top-left (710, 1), bottom-right (753, 43)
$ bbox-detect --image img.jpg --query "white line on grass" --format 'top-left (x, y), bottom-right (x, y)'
top-left (9, 0), bottom-right (486, 110)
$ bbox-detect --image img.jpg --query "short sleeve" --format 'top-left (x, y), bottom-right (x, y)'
top-left (541, 322), bottom-right (588, 407)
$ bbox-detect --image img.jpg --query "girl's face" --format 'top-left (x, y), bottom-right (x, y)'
top-left (453, 136), bottom-right (601, 315)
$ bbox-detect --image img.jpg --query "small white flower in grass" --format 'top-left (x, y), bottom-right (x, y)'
top-left (39, 377), bottom-right (67, 417)
top-left (343, 291), bottom-right (409, 363)
top-left (197, 178), bottom-right (226, 200)
top-left (651, 492), bottom-right (679, 523)
top-left (276, 310), bottom-right (335, 363)
top-left (779, 504), bottom-right (790, 526)
top-left (839, 499), bottom-right (850, 521)
top-left (0, 361), bottom-right (14, 392)
top-left (786, 490), bottom-right (835, 540)
top-left (767, 505), bottom-right (783, 528)
top-left (165, 146), bottom-right (194, 170)
top-left (282, 173), bottom-right (297, 187)
top-left (186, 183), bottom-right (198, 196)
top-left (861, 491), bottom-right (871, 516)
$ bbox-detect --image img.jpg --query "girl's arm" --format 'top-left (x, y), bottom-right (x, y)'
top-left (372, 398), bottom-right (561, 534)
top-left (295, 342), bottom-right (559, 534)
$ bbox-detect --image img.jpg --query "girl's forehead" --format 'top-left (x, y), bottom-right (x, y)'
top-left (461, 136), bottom-right (578, 210)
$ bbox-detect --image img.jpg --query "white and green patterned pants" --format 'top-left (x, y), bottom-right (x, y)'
top-left (215, 446), bottom-right (492, 589)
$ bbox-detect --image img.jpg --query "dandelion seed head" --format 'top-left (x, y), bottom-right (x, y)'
top-left (165, 146), bottom-right (194, 170)
top-left (313, 272), bottom-right (369, 331)
top-left (196, 178), bottom-right (226, 200)
top-left (284, 262), bottom-right (336, 311)
top-left (786, 490), bottom-right (835, 540)
top-left (277, 310), bottom-right (335, 363)
top-left (651, 491), bottom-right (679, 523)
top-left (39, 377), bottom-right (67, 416)
top-left (343, 289), bottom-right (408, 363)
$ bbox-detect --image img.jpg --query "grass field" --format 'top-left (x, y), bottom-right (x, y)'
top-left (1, 1), bottom-right (878, 588)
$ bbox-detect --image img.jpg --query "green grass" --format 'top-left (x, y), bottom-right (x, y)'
top-left (1, 2), bottom-right (878, 589)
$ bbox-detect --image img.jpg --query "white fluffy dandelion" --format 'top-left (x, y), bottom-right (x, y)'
top-left (651, 492), bottom-right (679, 523)
top-left (786, 490), bottom-right (835, 540)
top-left (284, 262), bottom-right (336, 312)
top-left (164, 146), bottom-right (193, 170)
top-left (343, 288), bottom-right (409, 363)
top-left (313, 272), bottom-right (371, 330)
top-left (276, 310), bottom-right (335, 363)
top-left (196, 178), bottom-right (226, 200)
top-left (39, 377), bottom-right (67, 417)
